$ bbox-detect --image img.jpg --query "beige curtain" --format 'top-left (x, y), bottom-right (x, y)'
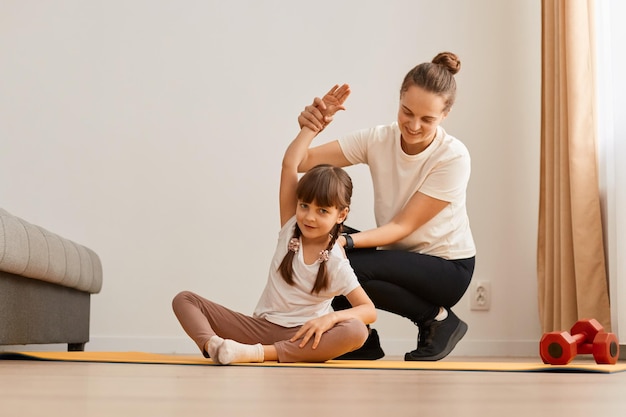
top-left (538, 0), bottom-right (611, 333)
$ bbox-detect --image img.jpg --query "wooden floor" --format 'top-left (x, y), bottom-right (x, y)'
top-left (1, 356), bottom-right (625, 416)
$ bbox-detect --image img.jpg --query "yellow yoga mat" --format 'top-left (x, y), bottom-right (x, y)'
top-left (0, 351), bottom-right (624, 373)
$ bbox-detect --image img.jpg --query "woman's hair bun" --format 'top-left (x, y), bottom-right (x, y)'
top-left (432, 52), bottom-right (461, 75)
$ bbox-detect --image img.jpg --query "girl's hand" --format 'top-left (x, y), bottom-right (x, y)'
top-left (298, 84), bottom-right (351, 132)
top-left (289, 314), bottom-right (337, 349)
top-left (321, 84), bottom-right (350, 117)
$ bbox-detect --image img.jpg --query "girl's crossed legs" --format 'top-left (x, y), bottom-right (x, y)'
top-left (172, 291), bottom-right (368, 364)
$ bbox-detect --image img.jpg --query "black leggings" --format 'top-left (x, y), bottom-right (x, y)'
top-left (334, 246), bottom-right (475, 325)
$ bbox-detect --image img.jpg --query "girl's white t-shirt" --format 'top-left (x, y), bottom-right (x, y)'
top-left (253, 216), bottom-right (360, 327)
top-left (338, 122), bottom-right (476, 260)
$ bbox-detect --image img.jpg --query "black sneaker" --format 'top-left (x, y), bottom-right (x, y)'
top-left (405, 309), bottom-right (467, 361)
top-left (417, 324), bottom-right (430, 349)
top-left (334, 328), bottom-right (385, 360)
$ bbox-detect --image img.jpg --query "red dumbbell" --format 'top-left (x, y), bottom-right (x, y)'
top-left (539, 318), bottom-right (619, 365)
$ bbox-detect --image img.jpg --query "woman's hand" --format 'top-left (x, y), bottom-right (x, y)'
top-left (289, 313), bottom-right (337, 349)
top-left (298, 84), bottom-right (351, 132)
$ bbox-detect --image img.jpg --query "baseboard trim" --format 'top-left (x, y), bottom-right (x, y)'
top-left (87, 336), bottom-right (200, 354)
top-left (382, 338), bottom-right (540, 359)
top-left (90, 336), bottom-right (541, 358)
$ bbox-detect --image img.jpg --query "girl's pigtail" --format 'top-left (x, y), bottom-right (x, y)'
top-left (311, 222), bottom-right (343, 294)
top-left (278, 225), bottom-right (302, 285)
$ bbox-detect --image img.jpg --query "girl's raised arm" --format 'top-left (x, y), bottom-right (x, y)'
top-left (279, 84), bottom-right (350, 226)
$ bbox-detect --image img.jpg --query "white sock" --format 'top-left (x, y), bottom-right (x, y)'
top-left (206, 335), bottom-right (224, 360)
top-left (434, 307), bottom-right (448, 322)
top-left (217, 339), bottom-right (264, 365)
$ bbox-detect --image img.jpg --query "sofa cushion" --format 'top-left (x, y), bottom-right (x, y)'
top-left (0, 208), bottom-right (102, 294)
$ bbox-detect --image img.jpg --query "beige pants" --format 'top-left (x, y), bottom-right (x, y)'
top-left (172, 291), bottom-right (368, 363)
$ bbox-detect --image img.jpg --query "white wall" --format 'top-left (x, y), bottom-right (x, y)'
top-left (0, 0), bottom-right (542, 356)
top-left (598, 0), bottom-right (626, 341)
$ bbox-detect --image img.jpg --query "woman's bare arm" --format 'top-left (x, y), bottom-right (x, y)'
top-left (342, 191), bottom-right (449, 248)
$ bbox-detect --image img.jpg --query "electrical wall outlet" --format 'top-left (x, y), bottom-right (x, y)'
top-left (470, 280), bottom-right (491, 311)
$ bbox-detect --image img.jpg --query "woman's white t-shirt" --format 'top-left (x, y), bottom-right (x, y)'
top-left (338, 122), bottom-right (476, 260)
top-left (253, 216), bottom-right (360, 327)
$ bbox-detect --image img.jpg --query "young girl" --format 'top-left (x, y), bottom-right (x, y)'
top-left (172, 85), bottom-right (376, 364)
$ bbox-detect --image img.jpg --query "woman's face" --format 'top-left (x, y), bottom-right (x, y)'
top-left (397, 85), bottom-right (448, 155)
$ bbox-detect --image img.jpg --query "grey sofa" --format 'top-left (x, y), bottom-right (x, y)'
top-left (0, 208), bottom-right (102, 351)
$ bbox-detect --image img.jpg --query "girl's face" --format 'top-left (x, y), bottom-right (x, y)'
top-left (296, 200), bottom-right (348, 243)
top-left (397, 85), bottom-right (448, 155)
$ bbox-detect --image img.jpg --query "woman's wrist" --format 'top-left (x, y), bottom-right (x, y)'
top-left (342, 233), bottom-right (355, 250)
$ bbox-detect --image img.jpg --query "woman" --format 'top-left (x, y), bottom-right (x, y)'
top-left (297, 52), bottom-right (475, 361)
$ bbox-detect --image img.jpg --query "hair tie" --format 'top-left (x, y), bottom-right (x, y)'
top-left (318, 250), bottom-right (329, 263)
top-left (288, 237), bottom-right (300, 253)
